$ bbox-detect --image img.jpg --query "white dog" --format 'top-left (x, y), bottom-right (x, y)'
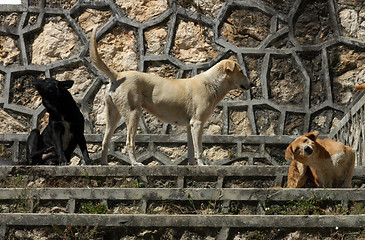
top-left (90, 27), bottom-right (251, 165)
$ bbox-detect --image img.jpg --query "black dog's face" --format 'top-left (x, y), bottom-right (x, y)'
top-left (33, 78), bottom-right (74, 105)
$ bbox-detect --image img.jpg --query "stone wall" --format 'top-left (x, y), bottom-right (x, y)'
top-left (0, 0), bottom-right (364, 165)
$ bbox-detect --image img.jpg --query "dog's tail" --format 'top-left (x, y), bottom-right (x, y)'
top-left (90, 26), bottom-right (118, 83)
top-left (354, 83), bottom-right (365, 91)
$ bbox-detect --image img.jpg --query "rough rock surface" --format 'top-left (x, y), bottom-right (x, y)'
top-left (172, 20), bottom-right (218, 63)
top-left (52, 65), bottom-right (96, 98)
top-left (221, 9), bottom-right (271, 48)
top-left (116, 0), bottom-right (168, 22)
top-left (329, 45), bottom-right (365, 105)
top-left (0, 36), bottom-right (20, 66)
top-left (145, 27), bottom-right (168, 55)
top-left (294, 0), bottom-right (334, 45)
top-left (0, 109), bottom-right (27, 134)
top-left (32, 20), bottom-right (80, 65)
top-left (97, 27), bottom-right (137, 72)
top-left (338, 1), bottom-right (365, 42)
top-left (78, 9), bottom-right (112, 33)
top-left (269, 56), bottom-right (304, 106)
top-left (178, 0), bottom-right (224, 18)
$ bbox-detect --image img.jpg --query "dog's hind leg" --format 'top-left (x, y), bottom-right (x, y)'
top-left (26, 129), bottom-right (43, 164)
top-left (77, 135), bottom-right (92, 165)
top-left (125, 109), bottom-right (143, 166)
top-left (101, 96), bottom-right (121, 165)
top-left (342, 149), bottom-right (356, 188)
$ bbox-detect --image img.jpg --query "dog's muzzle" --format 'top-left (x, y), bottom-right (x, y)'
top-left (304, 146), bottom-right (313, 155)
top-left (240, 82), bottom-right (253, 90)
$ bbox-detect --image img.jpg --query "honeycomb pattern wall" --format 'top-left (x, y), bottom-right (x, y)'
top-left (0, 0), bottom-right (364, 165)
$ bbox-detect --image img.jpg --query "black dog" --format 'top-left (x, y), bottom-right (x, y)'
top-left (26, 78), bottom-right (92, 165)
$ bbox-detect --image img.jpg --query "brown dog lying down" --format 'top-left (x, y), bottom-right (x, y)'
top-left (354, 83), bottom-right (365, 91)
top-left (285, 131), bottom-right (355, 188)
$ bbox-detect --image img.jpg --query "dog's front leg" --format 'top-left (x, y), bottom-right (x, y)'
top-left (190, 119), bottom-right (204, 166)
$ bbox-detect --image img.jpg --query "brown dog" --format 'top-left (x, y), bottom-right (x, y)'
top-left (354, 83), bottom-right (365, 91)
top-left (285, 132), bottom-right (355, 188)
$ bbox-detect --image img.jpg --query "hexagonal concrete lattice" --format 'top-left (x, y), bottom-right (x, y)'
top-left (297, 51), bottom-right (324, 108)
top-left (0, 0), bottom-right (365, 166)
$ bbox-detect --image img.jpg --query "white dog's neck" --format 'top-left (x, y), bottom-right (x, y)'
top-left (200, 64), bottom-right (230, 98)
top-left (202, 64), bottom-right (225, 80)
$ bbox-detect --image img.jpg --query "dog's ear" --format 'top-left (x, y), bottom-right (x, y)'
top-left (285, 145), bottom-right (294, 161)
top-left (223, 60), bottom-right (236, 73)
top-left (58, 80), bottom-right (74, 89)
top-left (305, 131), bottom-right (319, 141)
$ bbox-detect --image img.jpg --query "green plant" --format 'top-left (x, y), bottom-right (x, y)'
top-left (228, 151), bottom-right (235, 159)
top-left (133, 179), bottom-right (145, 188)
top-left (14, 174), bottom-right (23, 184)
top-left (9, 191), bottom-right (39, 213)
top-left (78, 202), bottom-right (109, 214)
top-left (264, 194), bottom-right (326, 215)
top-left (183, 189), bottom-right (221, 214)
top-left (81, 171), bottom-right (90, 181)
top-left (246, 230), bottom-right (265, 240)
top-left (351, 202), bottom-right (365, 214)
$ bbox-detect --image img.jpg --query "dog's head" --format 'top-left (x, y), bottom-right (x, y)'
top-left (33, 78), bottom-right (74, 106)
top-left (285, 131), bottom-right (319, 164)
top-left (222, 60), bottom-right (251, 90)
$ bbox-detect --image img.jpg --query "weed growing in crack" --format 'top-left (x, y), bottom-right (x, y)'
top-left (9, 190), bottom-right (40, 213)
top-left (78, 202), bottom-right (109, 214)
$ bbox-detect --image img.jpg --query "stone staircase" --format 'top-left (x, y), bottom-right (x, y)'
top-left (2, 165), bottom-right (365, 239)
